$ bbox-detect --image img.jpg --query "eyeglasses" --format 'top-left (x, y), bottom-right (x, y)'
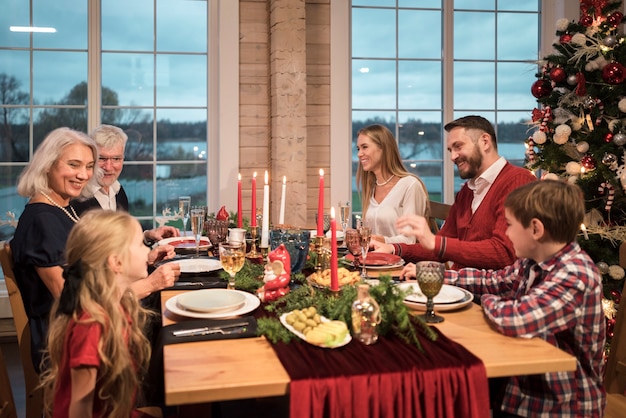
top-left (98, 156), bottom-right (124, 164)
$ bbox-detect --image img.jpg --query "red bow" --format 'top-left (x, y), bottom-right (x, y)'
top-left (580, 0), bottom-right (608, 17)
top-left (575, 72), bottom-right (587, 96)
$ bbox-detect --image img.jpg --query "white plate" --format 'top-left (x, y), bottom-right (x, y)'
top-left (397, 282), bottom-right (474, 312)
top-left (165, 290), bottom-right (260, 319)
top-left (365, 260), bottom-right (405, 270)
top-left (280, 313), bottom-right (351, 348)
top-left (176, 289), bottom-right (247, 313)
top-left (175, 258), bottom-right (222, 274)
top-left (158, 236), bottom-right (212, 250)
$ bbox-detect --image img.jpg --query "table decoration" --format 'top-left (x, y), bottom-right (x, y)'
top-left (251, 172), bottom-right (257, 227)
top-left (261, 170), bottom-right (270, 248)
top-left (317, 169), bottom-right (324, 236)
top-left (329, 207), bottom-right (339, 291)
top-left (256, 244), bottom-right (291, 302)
top-left (279, 175), bottom-right (286, 225)
top-left (237, 173), bottom-right (243, 228)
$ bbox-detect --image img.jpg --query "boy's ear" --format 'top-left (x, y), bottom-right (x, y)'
top-left (530, 218), bottom-right (545, 239)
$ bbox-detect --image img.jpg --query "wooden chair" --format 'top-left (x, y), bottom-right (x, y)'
top-left (427, 200), bottom-right (452, 233)
top-left (0, 242), bottom-right (43, 418)
top-left (604, 242), bottom-right (626, 417)
top-left (0, 345), bottom-right (17, 418)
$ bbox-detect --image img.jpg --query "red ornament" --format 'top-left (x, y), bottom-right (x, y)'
top-left (560, 33), bottom-right (573, 44)
top-left (531, 79), bottom-right (553, 98)
top-left (602, 62), bottom-right (626, 84)
top-left (605, 132), bottom-right (614, 143)
top-left (549, 67), bottom-right (567, 83)
top-left (579, 14), bottom-right (594, 27)
top-left (610, 289), bottom-right (621, 304)
top-left (607, 318), bottom-right (615, 338)
top-left (608, 11), bottom-right (624, 27)
top-left (581, 154), bottom-right (596, 170)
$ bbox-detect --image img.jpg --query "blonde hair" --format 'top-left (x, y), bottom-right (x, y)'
top-left (41, 210), bottom-right (151, 418)
top-left (89, 124), bottom-right (128, 150)
top-left (504, 180), bottom-right (584, 243)
top-left (16, 127), bottom-right (98, 198)
top-left (355, 124), bottom-right (429, 217)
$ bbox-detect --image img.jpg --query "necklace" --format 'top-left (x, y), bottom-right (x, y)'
top-left (40, 191), bottom-right (80, 223)
top-left (375, 174), bottom-right (395, 187)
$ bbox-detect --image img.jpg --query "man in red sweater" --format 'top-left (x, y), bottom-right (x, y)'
top-left (372, 115), bottom-right (536, 270)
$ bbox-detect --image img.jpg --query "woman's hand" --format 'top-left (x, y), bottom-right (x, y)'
top-left (145, 226), bottom-right (180, 242)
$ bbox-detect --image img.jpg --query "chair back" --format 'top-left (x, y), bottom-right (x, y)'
top-left (427, 200), bottom-right (452, 233)
top-left (0, 241), bottom-right (43, 418)
top-left (0, 346), bottom-right (17, 418)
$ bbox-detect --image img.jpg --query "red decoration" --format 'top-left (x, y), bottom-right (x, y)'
top-left (607, 11), bottom-right (624, 26)
top-left (216, 205), bottom-right (229, 221)
top-left (581, 154), bottom-right (596, 170)
top-left (579, 14), bottom-right (594, 26)
top-left (605, 132), bottom-right (614, 143)
top-left (575, 72), bottom-right (587, 96)
top-left (610, 289), bottom-right (621, 304)
top-left (531, 79), bottom-right (553, 98)
top-left (549, 67), bottom-right (567, 83)
top-left (607, 318), bottom-right (615, 338)
top-left (560, 33), bottom-right (573, 44)
top-left (602, 62), bottom-right (626, 84)
top-left (580, 0), bottom-right (609, 18)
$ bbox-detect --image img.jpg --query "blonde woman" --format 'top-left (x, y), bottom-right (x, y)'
top-left (41, 210), bottom-right (160, 418)
top-left (356, 124), bottom-right (429, 244)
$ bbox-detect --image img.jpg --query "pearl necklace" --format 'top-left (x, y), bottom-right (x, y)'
top-left (375, 174), bottom-right (395, 187)
top-left (40, 191), bottom-right (80, 223)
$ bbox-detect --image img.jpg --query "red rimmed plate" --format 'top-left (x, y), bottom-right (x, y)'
top-left (345, 252), bottom-right (403, 267)
top-left (158, 236), bottom-right (211, 251)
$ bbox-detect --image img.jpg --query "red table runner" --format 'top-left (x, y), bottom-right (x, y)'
top-left (271, 326), bottom-right (489, 418)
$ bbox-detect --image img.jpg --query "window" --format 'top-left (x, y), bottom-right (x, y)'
top-left (0, 0), bottom-right (210, 229)
top-left (351, 0), bottom-right (540, 210)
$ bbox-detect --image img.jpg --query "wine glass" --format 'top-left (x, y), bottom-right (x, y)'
top-left (344, 228), bottom-right (362, 271)
top-left (358, 223), bottom-right (371, 278)
top-left (338, 201), bottom-right (350, 245)
top-left (219, 242), bottom-right (245, 290)
top-left (190, 208), bottom-right (204, 257)
top-left (178, 196), bottom-right (191, 236)
top-left (416, 261), bottom-right (445, 323)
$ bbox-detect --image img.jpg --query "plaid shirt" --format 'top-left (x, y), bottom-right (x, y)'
top-left (446, 242), bottom-right (606, 417)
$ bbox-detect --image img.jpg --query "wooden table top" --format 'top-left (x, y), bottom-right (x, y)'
top-left (160, 284), bottom-right (576, 406)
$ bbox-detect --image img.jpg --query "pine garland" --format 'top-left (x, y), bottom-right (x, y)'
top-left (228, 258), bottom-right (438, 351)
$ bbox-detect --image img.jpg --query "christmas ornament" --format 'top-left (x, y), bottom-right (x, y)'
top-left (603, 35), bottom-right (618, 47)
top-left (603, 298), bottom-right (618, 320)
top-left (566, 161), bottom-right (582, 175)
top-left (531, 79), bottom-right (552, 98)
top-left (560, 33), bottom-right (573, 44)
top-left (605, 132), bottom-right (615, 143)
top-left (607, 318), bottom-right (615, 338)
top-left (614, 132), bottom-right (626, 146)
top-left (607, 11), bottom-right (624, 27)
top-left (598, 182), bottom-right (616, 211)
top-left (609, 265), bottom-right (625, 280)
top-left (567, 74), bottom-right (578, 85)
top-left (602, 152), bottom-right (618, 169)
top-left (549, 67), bottom-right (566, 82)
top-left (579, 14), bottom-right (594, 27)
top-left (581, 154), bottom-right (596, 170)
top-left (611, 289), bottom-right (622, 304)
top-left (602, 62), bottom-right (626, 84)
top-left (597, 261), bottom-right (610, 274)
top-left (576, 141), bottom-right (590, 153)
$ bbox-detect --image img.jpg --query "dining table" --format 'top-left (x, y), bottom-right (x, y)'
top-left (159, 261), bottom-right (577, 415)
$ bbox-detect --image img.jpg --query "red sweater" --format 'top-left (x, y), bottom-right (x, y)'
top-left (396, 163), bottom-right (536, 270)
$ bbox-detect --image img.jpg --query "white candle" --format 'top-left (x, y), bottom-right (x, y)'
top-left (279, 176), bottom-right (286, 225)
top-left (261, 170), bottom-right (270, 248)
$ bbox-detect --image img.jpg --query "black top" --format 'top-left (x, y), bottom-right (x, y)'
top-left (72, 184), bottom-right (129, 215)
top-left (11, 203), bottom-right (76, 372)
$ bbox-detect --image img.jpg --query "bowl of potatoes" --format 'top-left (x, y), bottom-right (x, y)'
top-left (307, 267), bottom-right (362, 289)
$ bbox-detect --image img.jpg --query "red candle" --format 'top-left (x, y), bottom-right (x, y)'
top-left (330, 206), bottom-right (338, 291)
top-left (251, 172), bottom-right (257, 227)
top-left (237, 173), bottom-right (242, 228)
top-left (317, 169), bottom-right (324, 236)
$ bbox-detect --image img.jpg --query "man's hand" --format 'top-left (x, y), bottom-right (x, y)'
top-left (370, 240), bottom-right (394, 253)
top-left (395, 215), bottom-right (436, 251)
top-left (148, 262), bottom-right (181, 292)
top-left (399, 262), bottom-right (416, 281)
top-left (148, 245), bottom-right (176, 265)
top-left (145, 226), bottom-right (180, 242)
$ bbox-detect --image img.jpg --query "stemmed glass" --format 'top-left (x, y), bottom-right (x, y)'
top-left (338, 201), bottom-right (350, 245)
top-left (416, 261), bottom-right (445, 323)
top-left (190, 208), bottom-right (204, 257)
top-left (219, 242), bottom-right (245, 290)
top-left (178, 196), bottom-right (191, 237)
top-left (344, 229), bottom-right (362, 272)
top-left (358, 223), bottom-right (371, 278)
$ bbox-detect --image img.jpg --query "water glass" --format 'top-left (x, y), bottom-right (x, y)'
top-left (416, 261), bottom-right (445, 323)
top-left (178, 196), bottom-right (191, 236)
top-left (190, 208), bottom-right (204, 257)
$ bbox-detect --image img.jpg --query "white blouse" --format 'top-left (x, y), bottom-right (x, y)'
top-left (364, 176), bottom-right (428, 244)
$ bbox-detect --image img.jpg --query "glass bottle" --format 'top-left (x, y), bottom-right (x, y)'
top-left (351, 283), bottom-right (381, 345)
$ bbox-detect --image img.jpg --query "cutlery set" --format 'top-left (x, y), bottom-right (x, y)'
top-left (172, 321), bottom-right (249, 337)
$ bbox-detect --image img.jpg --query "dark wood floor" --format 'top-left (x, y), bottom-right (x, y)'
top-left (1, 335), bottom-right (289, 418)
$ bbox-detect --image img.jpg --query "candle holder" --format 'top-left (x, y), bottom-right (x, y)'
top-left (260, 246), bottom-right (269, 259)
top-left (246, 226), bottom-right (262, 259)
top-left (313, 235), bottom-right (325, 273)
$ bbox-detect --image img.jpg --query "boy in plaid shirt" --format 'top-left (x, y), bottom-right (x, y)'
top-left (401, 180), bottom-right (606, 417)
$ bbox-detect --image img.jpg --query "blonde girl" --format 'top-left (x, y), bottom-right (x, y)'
top-left (41, 210), bottom-right (159, 418)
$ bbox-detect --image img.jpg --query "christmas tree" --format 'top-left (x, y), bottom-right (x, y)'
top-left (526, 0), bottom-right (626, 346)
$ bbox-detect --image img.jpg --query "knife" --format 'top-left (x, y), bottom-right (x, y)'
top-left (172, 321), bottom-right (250, 337)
